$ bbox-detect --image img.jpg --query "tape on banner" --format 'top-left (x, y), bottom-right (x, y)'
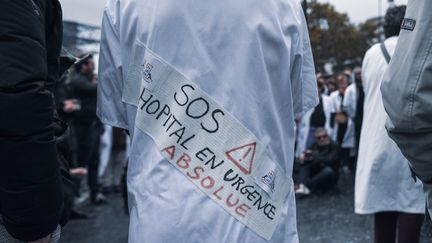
top-left (124, 40), bottom-right (291, 241)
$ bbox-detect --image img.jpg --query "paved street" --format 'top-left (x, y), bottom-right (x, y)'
top-left (60, 174), bottom-right (432, 243)
top-left (60, 193), bottom-right (129, 243)
top-left (297, 174), bottom-right (432, 243)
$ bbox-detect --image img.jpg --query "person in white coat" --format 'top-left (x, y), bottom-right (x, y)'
top-left (97, 0), bottom-right (318, 242)
top-left (355, 6), bottom-right (425, 243)
top-left (295, 79), bottom-right (333, 158)
top-left (343, 67), bottom-right (364, 151)
top-left (342, 84), bottom-right (357, 143)
top-left (329, 74), bottom-right (355, 172)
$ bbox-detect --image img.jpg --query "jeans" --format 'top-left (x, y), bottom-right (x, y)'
top-left (299, 164), bottom-right (338, 190)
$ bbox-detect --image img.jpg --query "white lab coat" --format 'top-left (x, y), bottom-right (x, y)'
top-left (342, 83), bottom-right (358, 150)
top-left (295, 94), bottom-right (333, 157)
top-left (355, 37), bottom-right (425, 214)
top-left (342, 84), bottom-right (356, 121)
top-left (99, 125), bottom-right (113, 177)
top-left (97, 0), bottom-right (318, 242)
top-left (329, 90), bottom-right (355, 148)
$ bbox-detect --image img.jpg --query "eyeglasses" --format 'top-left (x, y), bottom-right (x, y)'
top-left (316, 134), bottom-right (328, 140)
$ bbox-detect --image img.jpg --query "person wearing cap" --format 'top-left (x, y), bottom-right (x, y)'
top-left (356, 6), bottom-right (425, 243)
top-left (97, 0), bottom-right (318, 242)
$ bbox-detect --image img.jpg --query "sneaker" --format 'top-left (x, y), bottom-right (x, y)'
top-left (75, 192), bottom-right (89, 205)
top-left (91, 192), bottom-right (108, 205)
top-left (342, 165), bottom-right (351, 175)
top-left (295, 184), bottom-right (311, 196)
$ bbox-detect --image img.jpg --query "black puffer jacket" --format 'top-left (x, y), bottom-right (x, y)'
top-left (308, 141), bottom-right (341, 173)
top-left (0, 0), bottom-right (66, 241)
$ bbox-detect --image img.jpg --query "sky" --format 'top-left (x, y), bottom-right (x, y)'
top-left (60, 0), bottom-right (409, 26)
top-left (319, 0), bottom-right (408, 23)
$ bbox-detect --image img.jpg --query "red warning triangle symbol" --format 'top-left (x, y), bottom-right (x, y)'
top-left (225, 142), bottom-right (256, 175)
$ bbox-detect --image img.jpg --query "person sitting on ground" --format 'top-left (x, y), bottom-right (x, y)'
top-left (295, 128), bottom-right (340, 195)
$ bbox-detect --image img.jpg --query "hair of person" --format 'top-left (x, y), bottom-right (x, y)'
top-left (314, 127), bottom-right (327, 136)
top-left (383, 5), bottom-right (407, 38)
top-left (317, 76), bottom-right (325, 87)
top-left (326, 76), bottom-right (338, 89)
top-left (336, 74), bottom-right (347, 85)
top-left (353, 66), bottom-right (361, 74)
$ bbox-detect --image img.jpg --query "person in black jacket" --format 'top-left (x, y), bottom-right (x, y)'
top-left (0, 0), bottom-right (71, 242)
top-left (295, 127), bottom-right (340, 195)
top-left (69, 55), bottom-right (106, 205)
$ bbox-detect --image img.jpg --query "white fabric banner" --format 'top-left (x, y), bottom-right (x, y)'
top-left (123, 40), bottom-right (291, 240)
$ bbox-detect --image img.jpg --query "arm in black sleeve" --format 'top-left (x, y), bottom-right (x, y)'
top-left (69, 73), bottom-right (97, 95)
top-left (312, 144), bottom-right (340, 167)
top-left (77, 100), bottom-right (97, 118)
top-left (69, 73), bottom-right (98, 121)
top-left (330, 112), bottom-right (336, 128)
top-left (0, 1), bottom-right (63, 241)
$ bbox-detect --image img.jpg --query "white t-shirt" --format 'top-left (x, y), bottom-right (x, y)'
top-left (97, 0), bottom-right (317, 242)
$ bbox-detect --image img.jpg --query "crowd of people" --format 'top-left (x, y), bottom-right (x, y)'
top-left (1, 1), bottom-right (431, 243)
top-left (294, 67), bottom-right (363, 195)
top-left (293, 6), bottom-right (426, 243)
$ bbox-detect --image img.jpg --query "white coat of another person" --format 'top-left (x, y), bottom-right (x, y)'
top-left (342, 67), bottom-right (364, 158)
top-left (355, 5), bottom-right (425, 243)
top-left (295, 80), bottom-right (333, 158)
top-left (97, 0), bottom-right (318, 242)
top-left (342, 83), bottom-right (357, 147)
top-left (329, 74), bottom-right (355, 172)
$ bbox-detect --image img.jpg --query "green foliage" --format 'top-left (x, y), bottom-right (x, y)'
top-left (305, 0), bottom-right (381, 72)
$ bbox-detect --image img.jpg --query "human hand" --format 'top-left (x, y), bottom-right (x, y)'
top-left (299, 153), bottom-right (305, 164)
top-left (301, 150), bottom-right (314, 163)
top-left (91, 74), bottom-right (98, 84)
top-left (63, 99), bottom-right (80, 113)
top-left (70, 167), bottom-right (88, 179)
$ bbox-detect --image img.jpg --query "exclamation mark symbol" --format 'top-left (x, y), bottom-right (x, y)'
top-left (239, 147), bottom-right (252, 163)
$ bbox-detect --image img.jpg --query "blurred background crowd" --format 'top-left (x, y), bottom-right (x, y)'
top-left (293, 68), bottom-right (363, 195)
top-left (54, 53), bottom-right (129, 219)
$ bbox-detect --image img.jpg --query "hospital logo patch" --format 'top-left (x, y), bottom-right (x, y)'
top-left (401, 18), bottom-right (416, 31)
top-left (261, 170), bottom-right (276, 192)
top-left (143, 62), bottom-right (153, 83)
